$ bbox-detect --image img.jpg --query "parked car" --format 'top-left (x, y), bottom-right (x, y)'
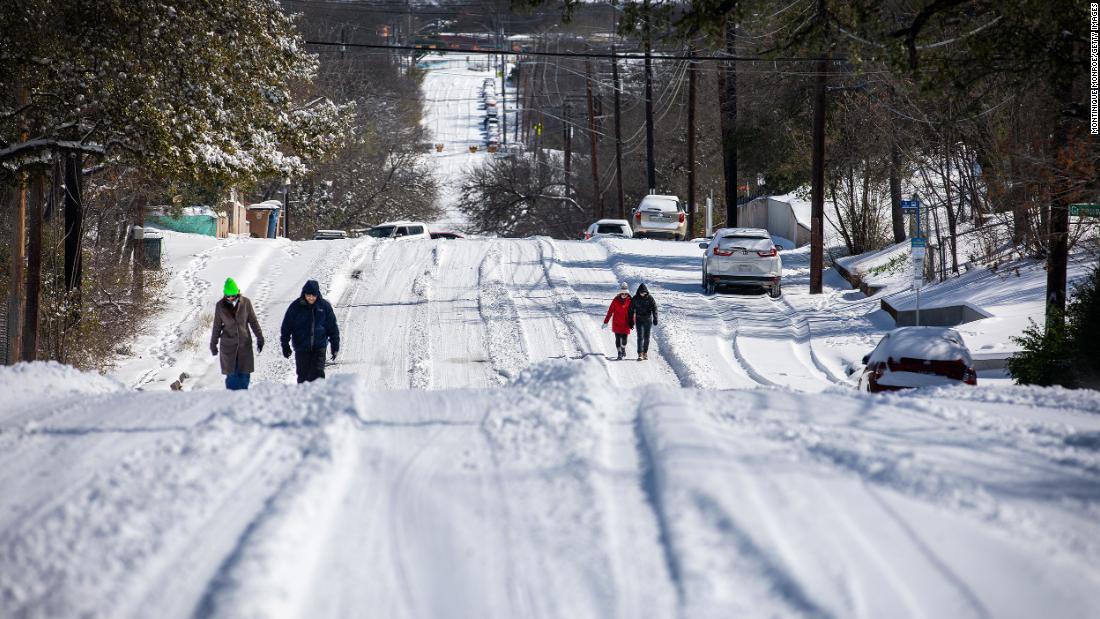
top-left (857, 327), bottom-right (978, 392)
top-left (313, 229), bottom-right (348, 240)
top-left (699, 227), bottom-right (782, 297)
top-left (584, 219), bottom-right (634, 239)
top-left (632, 194), bottom-right (687, 240)
top-left (430, 231), bottom-right (466, 240)
top-left (365, 221), bottom-right (431, 240)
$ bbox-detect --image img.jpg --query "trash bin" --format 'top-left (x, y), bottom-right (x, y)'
top-left (246, 208), bottom-right (272, 238)
top-left (143, 233), bottom-right (163, 270)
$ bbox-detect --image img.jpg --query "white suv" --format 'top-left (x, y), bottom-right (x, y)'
top-left (366, 221), bottom-right (431, 240)
top-left (584, 219), bottom-right (633, 239)
top-left (699, 227), bottom-right (782, 297)
top-left (632, 194), bottom-right (688, 240)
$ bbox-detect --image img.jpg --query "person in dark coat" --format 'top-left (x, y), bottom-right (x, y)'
top-left (627, 283), bottom-right (658, 361)
top-left (210, 277), bottom-right (264, 390)
top-left (280, 279), bottom-right (340, 383)
top-left (602, 282), bottom-right (633, 360)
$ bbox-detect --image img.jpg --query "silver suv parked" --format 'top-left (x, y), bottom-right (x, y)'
top-left (699, 227), bottom-right (782, 297)
top-left (631, 194), bottom-right (687, 240)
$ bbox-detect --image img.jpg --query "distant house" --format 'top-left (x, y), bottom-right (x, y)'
top-left (736, 194), bottom-right (812, 247)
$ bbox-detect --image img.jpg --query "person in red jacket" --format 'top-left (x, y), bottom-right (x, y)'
top-left (602, 282), bottom-right (633, 360)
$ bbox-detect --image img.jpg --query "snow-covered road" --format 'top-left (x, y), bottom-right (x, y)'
top-left (4, 232), bottom-right (1100, 618)
top-left (420, 54), bottom-right (507, 231)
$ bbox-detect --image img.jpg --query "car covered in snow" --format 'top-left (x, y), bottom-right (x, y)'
top-left (365, 221), bottom-right (431, 240)
top-left (699, 227), bottom-right (782, 297)
top-left (584, 219), bottom-right (634, 239)
top-left (857, 326), bottom-right (978, 392)
top-left (313, 229), bottom-right (348, 240)
top-left (631, 194), bottom-right (688, 240)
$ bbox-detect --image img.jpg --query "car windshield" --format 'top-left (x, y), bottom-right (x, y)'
top-left (368, 226), bottom-right (395, 238)
top-left (597, 224), bottom-right (626, 234)
top-left (718, 235), bottom-right (771, 251)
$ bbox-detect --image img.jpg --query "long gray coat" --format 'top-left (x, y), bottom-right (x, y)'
top-left (210, 296), bottom-right (263, 375)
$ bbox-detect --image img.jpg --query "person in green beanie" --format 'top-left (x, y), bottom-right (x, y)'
top-left (210, 277), bottom-right (264, 390)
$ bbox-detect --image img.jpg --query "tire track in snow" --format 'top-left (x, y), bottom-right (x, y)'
top-left (533, 237), bottom-right (592, 359)
top-left (477, 242), bottom-right (529, 384)
top-left (634, 391), bottom-right (837, 618)
top-left (711, 294), bottom-right (836, 391)
top-left (630, 390), bottom-right (685, 605)
top-left (407, 242), bottom-right (445, 389)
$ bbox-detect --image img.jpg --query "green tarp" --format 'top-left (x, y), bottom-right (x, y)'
top-left (145, 214), bottom-right (217, 236)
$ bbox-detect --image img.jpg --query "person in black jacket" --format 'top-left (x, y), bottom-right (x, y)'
top-left (280, 280), bottom-right (341, 383)
top-left (627, 283), bottom-right (658, 361)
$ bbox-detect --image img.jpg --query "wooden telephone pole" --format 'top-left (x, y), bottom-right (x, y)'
top-left (611, 45), bottom-right (625, 218)
top-left (585, 57), bottom-right (603, 219)
top-left (687, 46), bottom-right (698, 239)
top-left (643, 1), bottom-right (656, 192)
top-left (809, 0), bottom-right (827, 294)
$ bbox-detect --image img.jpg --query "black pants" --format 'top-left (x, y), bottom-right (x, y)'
top-left (294, 347), bottom-right (327, 383)
top-left (615, 333), bottom-right (628, 349)
top-left (636, 321), bottom-right (653, 353)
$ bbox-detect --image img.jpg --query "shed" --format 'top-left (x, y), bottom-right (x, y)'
top-left (737, 195), bottom-right (811, 247)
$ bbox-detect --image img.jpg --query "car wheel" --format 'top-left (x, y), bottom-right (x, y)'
top-left (769, 283), bottom-right (782, 298)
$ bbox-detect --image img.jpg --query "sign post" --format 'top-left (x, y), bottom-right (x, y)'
top-left (900, 198), bottom-right (921, 238)
top-left (911, 237), bottom-right (926, 326)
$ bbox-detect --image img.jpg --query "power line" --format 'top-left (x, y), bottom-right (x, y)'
top-left (304, 40), bottom-right (831, 62)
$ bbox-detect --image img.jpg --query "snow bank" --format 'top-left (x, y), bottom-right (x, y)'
top-left (0, 362), bottom-right (123, 422)
top-left (4, 361), bottom-right (1100, 617)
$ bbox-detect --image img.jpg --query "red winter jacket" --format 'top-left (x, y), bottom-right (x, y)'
top-left (604, 294), bottom-right (633, 334)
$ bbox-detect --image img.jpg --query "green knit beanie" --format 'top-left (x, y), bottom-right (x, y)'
top-left (224, 277), bottom-right (240, 297)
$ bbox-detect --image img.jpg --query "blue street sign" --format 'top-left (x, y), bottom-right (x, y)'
top-left (900, 199), bottom-right (920, 213)
top-left (911, 237), bottom-right (926, 248)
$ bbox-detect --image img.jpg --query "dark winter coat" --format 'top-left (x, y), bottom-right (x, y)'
top-left (280, 280), bottom-right (341, 353)
top-left (211, 296), bottom-right (263, 375)
top-left (628, 284), bottom-right (658, 325)
top-left (604, 293), bottom-right (633, 334)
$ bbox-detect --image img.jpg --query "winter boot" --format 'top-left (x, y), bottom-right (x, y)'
top-left (617, 346), bottom-right (624, 360)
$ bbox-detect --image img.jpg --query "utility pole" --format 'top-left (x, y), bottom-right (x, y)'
top-left (720, 14), bottom-right (739, 227)
top-left (642, 3), bottom-right (651, 193)
top-left (611, 45), bottom-right (625, 218)
top-left (809, 0), bottom-right (827, 294)
top-left (23, 170), bottom-right (44, 361)
top-left (500, 29), bottom-right (507, 146)
top-left (687, 45), bottom-right (698, 239)
top-left (585, 57), bottom-right (603, 219)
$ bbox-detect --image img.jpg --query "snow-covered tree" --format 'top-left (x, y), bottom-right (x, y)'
top-left (0, 0), bottom-right (350, 185)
